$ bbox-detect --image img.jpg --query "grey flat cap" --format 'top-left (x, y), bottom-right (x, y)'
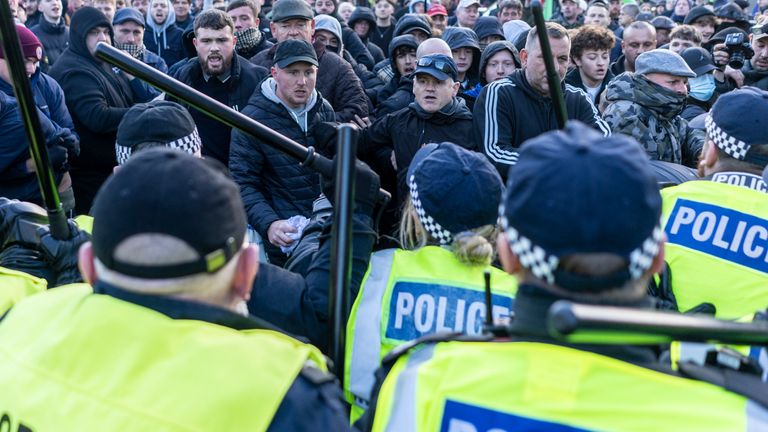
top-left (635, 49), bottom-right (696, 78)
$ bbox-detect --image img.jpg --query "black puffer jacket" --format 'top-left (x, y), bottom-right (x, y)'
top-left (30, 18), bottom-right (69, 73)
top-left (229, 79), bottom-right (335, 262)
top-left (251, 41), bottom-right (368, 122)
top-left (171, 54), bottom-right (268, 165)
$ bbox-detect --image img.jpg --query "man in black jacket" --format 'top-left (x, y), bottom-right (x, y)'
top-left (473, 22), bottom-right (610, 179)
top-left (172, 9), bottom-right (268, 165)
top-left (358, 54), bottom-right (476, 209)
top-left (230, 40), bottom-right (335, 266)
top-left (30, 0), bottom-right (69, 72)
top-left (49, 7), bottom-right (155, 214)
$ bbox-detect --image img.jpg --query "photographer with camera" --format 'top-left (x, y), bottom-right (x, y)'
top-left (712, 22), bottom-right (768, 90)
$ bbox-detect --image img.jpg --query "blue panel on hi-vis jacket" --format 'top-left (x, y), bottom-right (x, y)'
top-left (386, 281), bottom-right (513, 341)
top-left (665, 199), bottom-right (768, 273)
top-left (439, 400), bottom-right (591, 432)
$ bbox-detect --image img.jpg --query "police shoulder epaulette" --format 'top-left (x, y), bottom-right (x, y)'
top-left (299, 362), bottom-right (337, 386)
top-left (380, 331), bottom-right (493, 368)
top-left (677, 361), bottom-right (768, 409)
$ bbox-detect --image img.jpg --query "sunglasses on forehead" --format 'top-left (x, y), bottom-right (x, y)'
top-left (416, 57), bottom-right (455, 75)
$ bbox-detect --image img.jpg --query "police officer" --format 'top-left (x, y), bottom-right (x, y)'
top-left (0, 100), bottom-right (204, 310)
top-left (358, 122), bottom-right (768, 431)
top-left (657, 87), bottom-right (768, 320)
top-left (345, 142), bottom-right (518, 420)
top-left (0, 149), bottom-right (351, 430)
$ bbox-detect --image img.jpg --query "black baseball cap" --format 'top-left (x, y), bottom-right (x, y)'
top-left (113, 7), bottom-right (144, 26)
top-left (414, 54), bottom-right (458, 81)
top-left (274, 39), bottom-right (318, 68)
top-left (680, 47), bottom-right (716, 76)
top-left (92, 148), bottom-right (247, 279)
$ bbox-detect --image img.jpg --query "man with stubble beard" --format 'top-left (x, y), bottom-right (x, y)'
top-left (172, 8), bottom-right (267, 165)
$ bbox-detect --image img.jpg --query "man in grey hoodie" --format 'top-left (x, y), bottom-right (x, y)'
top-left (229, 39), bottom-right (335, 266)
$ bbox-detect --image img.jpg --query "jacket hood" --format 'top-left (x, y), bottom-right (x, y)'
top-left (479, 40), bottom-right (520, 85)
top-left (260, 77), bottom-right (319, 131)
top-left (69, 7), bottom-right (113, 59)
top-left (145, 0), bottom-right (177, 35)
top-left (442, 26), bottom-right (480, 51)
top-left (388, 34), bottom-right (418, 78)
top-left (473, 16), bottom-right (504, 41)
top-left (394, 14), bottom-right (432, 38)
top-left (314, 14), bottom-right (344, 53)
top-left (605, 72), bottom-right (686, 119)
top-left (347, 7), bottom-right (376, 35)
top-left (442, 27), bottom-right (481, 82)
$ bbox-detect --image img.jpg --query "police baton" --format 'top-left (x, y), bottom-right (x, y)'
top-left (0, 1), bottom-right (69, 239)
top-left (93, 43), bottom-right (391, 202)
top-left (548, 300), bottom-right (768, 346)
top-left (328, 125), bottom-right (356, 380)
top-left (531, 0), bottom-right (568, 129)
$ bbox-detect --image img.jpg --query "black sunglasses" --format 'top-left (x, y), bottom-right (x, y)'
top-left (417, 57), bottom-right (455, 75)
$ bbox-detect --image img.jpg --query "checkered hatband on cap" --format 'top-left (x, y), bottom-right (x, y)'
top-left (500, 204), bottom-right (664, 285)
top-left (706, 114), bottom-right (750, 160)
top-left (115, 127), bottom-right (203, 166)
top-left (628, 224), bottom-right (664, 279)
top-left (409, 174), bottom-right (453, 245)
top-left (503, 223), bottom-right (560, 284)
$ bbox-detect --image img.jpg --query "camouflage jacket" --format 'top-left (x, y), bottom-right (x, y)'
top-left (602, 73), bottom-right (703, 167)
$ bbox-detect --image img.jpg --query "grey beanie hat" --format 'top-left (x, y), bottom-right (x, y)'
top-left (635, 49), bottom-right (695, 78)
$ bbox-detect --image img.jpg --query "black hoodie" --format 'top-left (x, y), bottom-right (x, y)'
top-left (49, 7), bottom-right (139, 214)
top-left (348, 7), bottom-right (386, 65)
top-left (442, 27), bottom-right (481, 110)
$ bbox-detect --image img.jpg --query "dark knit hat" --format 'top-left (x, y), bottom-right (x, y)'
top-left (92, 148), bottom-right (247, 279)
top-left (500, 121), bottom-right (663, 292)
top-left (406, 142), bottom-right (503, 245)
top-left (0, 25), bottom-right (43, 60)
top-left (115, 101), bottom-right (202, 166)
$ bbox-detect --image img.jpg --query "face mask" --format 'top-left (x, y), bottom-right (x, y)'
top-left (115, 42), bottom-right (145, 59)
top-left (688, 73), bottom-right (715, 102)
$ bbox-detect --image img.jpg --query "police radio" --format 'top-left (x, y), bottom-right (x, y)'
top-left (482, 270), bottom-right (512, 337)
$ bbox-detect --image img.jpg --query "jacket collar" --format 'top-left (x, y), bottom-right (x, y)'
top-left (92, 280), bottom-right (288, 334)
top-left (509, 283), bottom-right (662, 367)
top-left (38, 17), bottom-right (66, 33)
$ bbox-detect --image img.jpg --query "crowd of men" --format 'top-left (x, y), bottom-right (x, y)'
top-left (0, 0), bottom-right (768, 428)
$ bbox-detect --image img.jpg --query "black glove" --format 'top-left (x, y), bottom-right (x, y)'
top-left (55, 128), bottom-right (80, 157)
top-left (47, 144), bottom-right (69, 172)
top-left (312, 121), bottom-right (341, 157)
top-left (38, 220), bottom-right (90, 287)
top-left (0, 198), bottom-right (49, 249)
top-left (322, 159), bottom-right (381, 216)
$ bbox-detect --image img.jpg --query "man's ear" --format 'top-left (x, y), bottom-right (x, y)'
top-left (78, 242), bottom-right (97, 285)
top-left (451, 80), bottom-right (460, 96)
top-left (702, 139), bottom-right (719, 168)
top-left (519, 48), bottom-right (528, 67)
top-left (496, 232), bottom-right (522, 275)
top-left (231, 244), bottom-right (258, 303)
top-left (192, 36), bottom-right (198, 48)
